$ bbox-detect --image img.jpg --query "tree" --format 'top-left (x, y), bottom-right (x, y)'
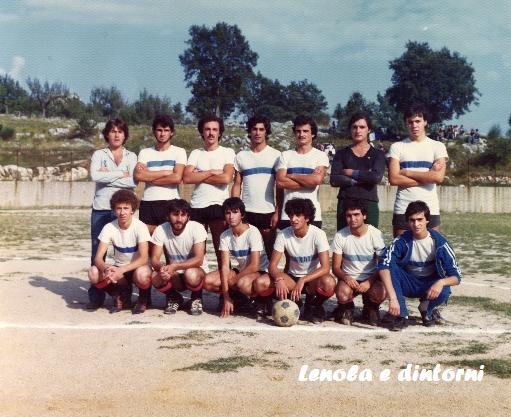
top-left (332, 92), bottom-right (376, 135)
top-left (172, 102), bottom-right (184, 124)
top-left (477, 137), bottom-right (511, 169)
top-left (238, 72), bottom-right (291, 121)
top-left (386, 41), bottom-right (480, 124)
top-left (372, 93), bottom-right (406, 139)
top-left (130, 89), bottom-right (183, 125)
top-left (90, 86), bottom-right (125, 118)
top-left (51, 95), bottom-right (87, 119)
top-left (26, 78), bottom-right (71, 118)
top-left (179, 22), bottom-right (258, 118)
top-left (284, 80), bottom-right (328, 121)
top-left (0, 75), bottom-right (28, 114)
top-left (487, 124), bottom-right (502, 140)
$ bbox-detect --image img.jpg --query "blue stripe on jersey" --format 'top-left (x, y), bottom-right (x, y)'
top-left (399, 161), bottom-right (433, 169)
top-left (114, 244), bottom-right (138, 253)
top-left (291, 254), bottom-right (318, 263)
top-left (147, 160), bottom-right (176, 168)
top-left (343, 254), bottom-right (374, 262)
top-left (230, 248), bottom-right (251, 257)
top-left (287, 167), bottom-right (314, 174)
top-left (170, 254), bottom-right (188, 261)
top-left (241, 167), bottom-right (275, 176)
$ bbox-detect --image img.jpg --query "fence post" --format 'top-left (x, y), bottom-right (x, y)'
top-left (467, 158), bottom-right (470, 186)
top-left (15, 146), bottom-right (19, 182)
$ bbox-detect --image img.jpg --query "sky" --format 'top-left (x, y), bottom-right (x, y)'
top-left (1, 0), bottom-right (509, 132)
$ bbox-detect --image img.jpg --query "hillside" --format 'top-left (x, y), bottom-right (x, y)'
top-left (0, 114), bottom-right (508, 185)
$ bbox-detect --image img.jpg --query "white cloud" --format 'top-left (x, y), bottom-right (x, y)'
top-left (0, 56), bottom-right (26, 79)
top-left (9, 56), bottom-right (26, 79)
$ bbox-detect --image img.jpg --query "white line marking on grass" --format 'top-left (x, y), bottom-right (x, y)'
top-left (462, 282), bottom-right (511, 291)
top-left (9, 257), bottom-right (90, 261)
top-left (0, 322), bottom-right (508, 334)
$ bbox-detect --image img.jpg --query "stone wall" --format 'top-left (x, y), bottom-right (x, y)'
top-left (1, 181), bottom-right (510, 212)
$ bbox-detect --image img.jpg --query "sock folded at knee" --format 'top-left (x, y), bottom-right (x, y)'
top-left (156, 281), bottom-right (173, 294)
top-left (94, 279), bottom-right (110, 290)
top-left (137, 281), bottom-right (152, 290)
top-left (186, 280), bottom-right (204, 292)
top-left (94, 280), bottom-right (117, 296)
top-left (316, 286), bottom-right (333, 298)
top-left (185, 280), bottom-right (204, 301)
top-left (258, 287), bottom-right (275, 297)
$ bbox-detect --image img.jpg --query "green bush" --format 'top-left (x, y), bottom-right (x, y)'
top-left (76, 113), bottom-right (97, 138)
top-left (0, 124), bottom-right (15, 140)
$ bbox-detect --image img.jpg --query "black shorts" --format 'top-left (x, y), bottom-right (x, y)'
top-left (139, 200), bottom-right (169, 226)
top-left (284, 273), bottom-right (308, 294)
top-left (231, 268), bottom-right (267, 275)
top-left (191, 204), bottom-right (224, 225)
top-left (277, 220), bottom-right (323, 230)
top-left (245, 211), bottom-right (274, 230)
top-left (287, 273), bottom-right (300, 283)
top-left (392, 214), bottom-right (441, 230)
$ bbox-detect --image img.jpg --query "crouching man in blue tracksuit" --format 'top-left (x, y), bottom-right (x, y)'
top-left (378, 201), bottom-right (462, 331)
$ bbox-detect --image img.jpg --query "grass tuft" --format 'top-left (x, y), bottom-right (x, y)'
top-left (443, 358), bottom-right (511, 379)
top-left (450, 296), bottom-right (511, 317)
top-left (176, 355), bottom-right (255, 373)
top-left (320, 344), bottom-right (346, 351)
top-left (157, 330), bottom-right (215, 342)
top-left (175, 354), bottom-right (289, 373)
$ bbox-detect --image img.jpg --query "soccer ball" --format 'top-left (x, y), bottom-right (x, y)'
top-left (272, 300), bottom-right (300, 327)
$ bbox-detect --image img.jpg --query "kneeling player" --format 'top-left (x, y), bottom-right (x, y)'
top-left (203, 197), bottom-right (270, 318)
top-left (151, 199), bottom-right (208, 315)
top-left (265, 198), bottom-right (336, 324)
top-left (331, 200), bottom-right (386, 326)
top-left (379, 201), bottom-right (462, 331)
top-left (88, 190), bottom-right (152, 313)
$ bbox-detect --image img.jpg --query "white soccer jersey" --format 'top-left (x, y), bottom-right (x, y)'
top-left (234, 145), bottom-right (281, 213)
top-left (151, 220), bottom-right (209, 273)
top-left (187, 146), bottom-right (235, 208)
top-left (407, 233), bottom-right (436, 277)
top-left (98, 218), bottom-right (151, 266)
top-left (137, 145), bottom-right (187, 201)
top-left (331, 225), bottom-right (386, 281)
top-left (276, 148), bottom-right (330, 221)
top-left (219, 225), bottom-right (269, 272)
top-left (273, 225), bottom-right (330, 278)
top-left (387, 137), bottom-right (448, 215)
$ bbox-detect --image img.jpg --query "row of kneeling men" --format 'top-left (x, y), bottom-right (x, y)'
top-left (88, 191), bottom-right (462, 331)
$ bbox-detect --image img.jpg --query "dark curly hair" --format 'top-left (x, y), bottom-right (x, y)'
top-left (284, 198), bottom-right (315, 224)
top-left (110, 190), bottom-right (139, 212)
